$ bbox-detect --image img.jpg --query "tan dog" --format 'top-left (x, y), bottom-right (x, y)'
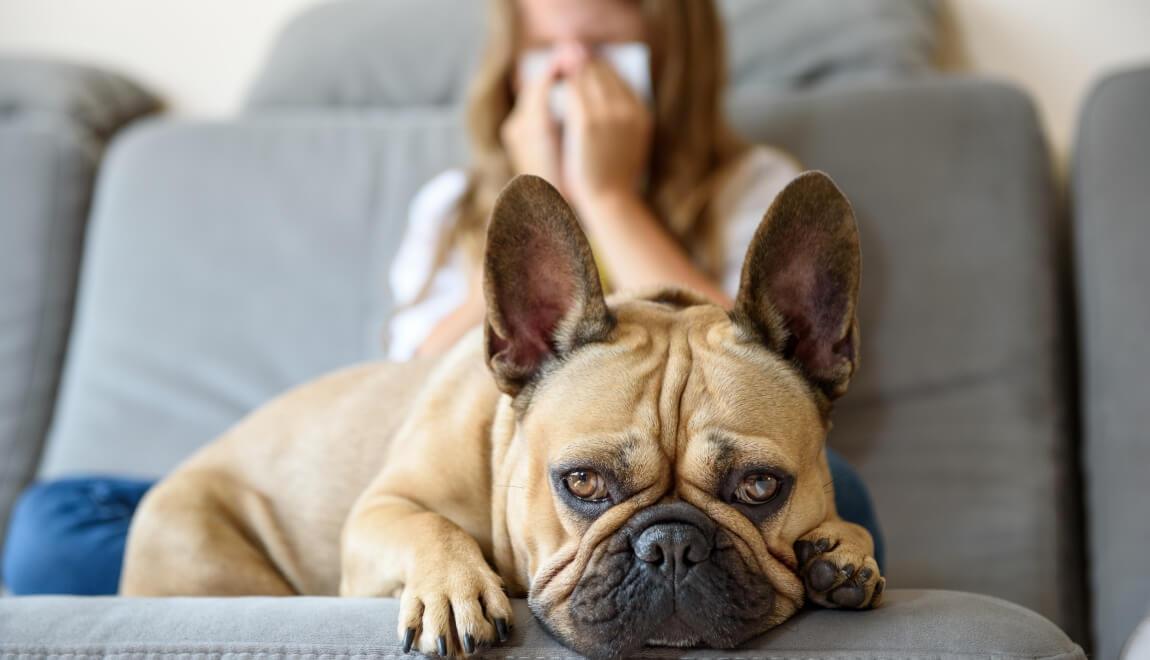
top-left (121, 172), bottom-right (883, 659)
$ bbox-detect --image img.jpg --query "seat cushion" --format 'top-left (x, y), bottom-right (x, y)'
top-left (0, 590), bottom-right (1084, 659)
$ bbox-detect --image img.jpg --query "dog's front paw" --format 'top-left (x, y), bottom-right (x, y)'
top-left (795, 524), bottom-right (884, 610)
top-left (397, 564), bottom-right (513, 657)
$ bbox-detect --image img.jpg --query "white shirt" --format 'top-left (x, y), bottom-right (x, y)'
top-left (386, 146), bottom-right (801, 361)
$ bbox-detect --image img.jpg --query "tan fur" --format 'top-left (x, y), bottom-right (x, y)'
top-left (121, 173), bottom-right (882, 657)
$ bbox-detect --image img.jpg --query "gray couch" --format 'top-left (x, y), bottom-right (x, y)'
top-left (0, 1), bottom-right (1144, 658)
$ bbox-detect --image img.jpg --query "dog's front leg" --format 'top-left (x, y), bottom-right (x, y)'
top-left (341, 492), bottom-right (513, 656)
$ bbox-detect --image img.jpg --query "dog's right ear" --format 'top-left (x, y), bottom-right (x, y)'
top-left (732, 171), bottom-right (862, 403)
top-left (483, 175), bottom-right (614, 396)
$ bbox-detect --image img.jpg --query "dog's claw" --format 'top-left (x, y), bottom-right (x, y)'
top-left (393, 565), bottom-right (511, 656)
top-left (495, 618), bottom-right (510, 643)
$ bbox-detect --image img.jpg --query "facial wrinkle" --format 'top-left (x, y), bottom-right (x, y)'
top-left (662, 323), bottom-right (692, 470)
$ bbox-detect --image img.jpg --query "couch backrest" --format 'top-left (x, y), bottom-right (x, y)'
top-left (39, 78), bottom-right (1081, 638)
top-left (245, 0), bottom-right (939, 110)
top-left (40, 110), bottom-right (466, 477)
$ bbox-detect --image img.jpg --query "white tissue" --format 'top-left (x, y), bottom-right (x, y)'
top-left (517, 42), bottom-right (653, 122)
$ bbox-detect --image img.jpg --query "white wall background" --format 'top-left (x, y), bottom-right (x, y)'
top-left (2, 0), bottom-right (1149, 163)
top-left (0, 0), bottom-right (323, 116)
top-left (939, 0), bottom-right (1150, 164)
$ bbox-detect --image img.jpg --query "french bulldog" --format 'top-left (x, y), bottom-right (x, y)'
top-left (121, 171), bottom-right (883, 659)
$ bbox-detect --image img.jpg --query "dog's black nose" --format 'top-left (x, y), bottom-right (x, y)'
top-left (628, 502), bottom-right (716, 574)
top-left (633, 522), bottom-right (713, 568)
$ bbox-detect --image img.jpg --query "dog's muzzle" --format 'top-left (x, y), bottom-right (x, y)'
top-left (552, 501), bottom-right (777, 659)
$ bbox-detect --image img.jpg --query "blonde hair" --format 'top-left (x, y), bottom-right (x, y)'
top-left (432, 0), bottom-right (748, 292)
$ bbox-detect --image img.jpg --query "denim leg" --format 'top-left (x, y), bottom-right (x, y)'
top-left (826, 448), bottom-right (885, 570)
top-left (2, 477), bottom-right (154, 595)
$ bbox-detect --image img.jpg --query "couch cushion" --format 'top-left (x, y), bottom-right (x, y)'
top-left (730, 78), bottom-right (1078, 640)
top-left (245, 0), bottom-right (939, 110)
top-left (1073, 65), bottom-right (1150, 660)
top-left (39, 111), bottom-right (467, 481)
top-left (0, 590), bottom-right (1085, 659)
top-left (39, 78), bottom-right (1078, 638)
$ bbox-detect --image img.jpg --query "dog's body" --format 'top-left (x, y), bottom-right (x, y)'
top-left (122, 173), bottom-right (883, 659)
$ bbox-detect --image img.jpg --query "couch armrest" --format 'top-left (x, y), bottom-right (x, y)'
top-left (0, 118), bottom-right (96, 556)
top-left (0, 57), bottom-right (160, 139)
top-left (0, 60), bottom-right (157, 560)
top-left (0, 590), bottom-right (1083, 659)
top-left (1073, 65), bottom-right (1150, 660)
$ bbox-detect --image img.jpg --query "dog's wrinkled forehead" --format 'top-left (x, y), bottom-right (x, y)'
top-left (521, 296), bottom-right (825, 469)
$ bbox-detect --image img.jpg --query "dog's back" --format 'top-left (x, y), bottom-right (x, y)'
top-left (120, 352), bottom-right (456, 595)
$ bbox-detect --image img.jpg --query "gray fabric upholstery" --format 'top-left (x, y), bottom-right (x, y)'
top-left (37, 78), bottom-right (1079, 641)
top-left (0, 58), bottom-right (156, 561)
top-left (245, 0), bottom-right (938, 110)
top-left (1073, 65), bottom-right (1150, 660)
top-left (0, 590), bottom-right (1085, 659)
top-left (39, 111), bottom-right (468, 477)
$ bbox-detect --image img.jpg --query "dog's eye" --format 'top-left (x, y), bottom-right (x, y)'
top-left (563, 470), bottom-right (609, 502)
top-left (735, 473), bottom-right (781, 505)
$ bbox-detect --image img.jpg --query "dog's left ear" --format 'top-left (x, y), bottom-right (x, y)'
top-left (483, 175), bottom-right (614, 396)
top-left (733, 171), bottom-right (861, 401)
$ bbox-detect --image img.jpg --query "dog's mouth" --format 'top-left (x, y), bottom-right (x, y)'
top-left (643, 613), bottom-right (708, 647)
top-left (529, 519), bottom-right (778, 659)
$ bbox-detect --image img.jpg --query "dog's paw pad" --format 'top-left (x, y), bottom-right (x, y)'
top-left (396, 569), bottom-right (513, 656)
top-left (795, 537), bottom-right (883, 610)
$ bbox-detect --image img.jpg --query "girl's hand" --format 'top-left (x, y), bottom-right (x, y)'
top-left (501, 60), bottom-right (562, 187)
top-left (564, 58), bottom-right (653, 214)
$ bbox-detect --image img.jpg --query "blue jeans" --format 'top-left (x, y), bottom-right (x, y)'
top-left (2, 477), bottom-right (152, 595)
top-left (2, 451), bottom-right (883, 595)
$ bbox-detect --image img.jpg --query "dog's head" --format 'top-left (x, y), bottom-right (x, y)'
top-left (483, 173), bottom-right (860, 658)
